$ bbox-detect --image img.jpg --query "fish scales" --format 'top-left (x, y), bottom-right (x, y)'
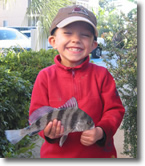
top-left (31, 109), bottom-right (61, 134)
top-left (40, 113), bottom-right (52, 129)
top-left (50, 109), bottom-right (60, 120)
top-left (63, 110), bottom-right (70, 131)
top-left (57, 108), bottom-right (66, 121)
top-left (26, 113), bottom-right (50, 137)
top-left (27, 115), bottom-right (48, 134)
top-left (29, 109), bottom-right (68, 134)
top-left (81, 111), bottom-right (89, 121)
top-left (36, 119), bottom-right (41, 128)
top-left (70, 109), bottom-right (80, 129)
top-left (5, 97), bottom-right (95, 146)
top-left (47, 111), bottom-right (53, 122)
top-left (29, 130), bottom-right (41, 136)
top-left (61, 107), bottom-right (77, 131)
top-left (29, 108), bottom-right (71, 136)
top-left (29, 106), bottom-right (53, 124)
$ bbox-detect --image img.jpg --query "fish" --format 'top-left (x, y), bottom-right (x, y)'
top-left (5, 97), bottom-right (95, 147)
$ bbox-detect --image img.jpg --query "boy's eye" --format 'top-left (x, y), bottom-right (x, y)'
top-left (64, 32), bottom-right (72, 35)
top-left (81, 34), bottom-right (90, 37)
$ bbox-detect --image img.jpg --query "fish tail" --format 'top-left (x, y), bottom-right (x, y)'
top-left (5, 129), bottom-right (27, 144)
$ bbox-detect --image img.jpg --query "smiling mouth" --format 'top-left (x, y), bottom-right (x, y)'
top-left (67, 47), bottom-right (83, 52)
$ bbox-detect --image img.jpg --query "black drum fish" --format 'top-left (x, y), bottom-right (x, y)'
top-left (5, 97), bottom-right (95, 147)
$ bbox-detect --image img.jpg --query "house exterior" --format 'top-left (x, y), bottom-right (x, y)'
top-left (0, 0), bottom-right (29, 27)
top-left (0, 0), bottom-right (39, 27)
top-left (76, 0), bottom-right (98, 14)
top-left (0, 0), bottom-right (99, 27)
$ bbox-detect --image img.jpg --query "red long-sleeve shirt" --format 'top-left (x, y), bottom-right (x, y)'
top-left (29, 55), bottom-right (125, 158)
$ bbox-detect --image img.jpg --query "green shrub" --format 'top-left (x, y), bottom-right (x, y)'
top-left (0, 49), bottom-right (58, 84)
top-left (0, 66), bottom-right (32, 157)
top-left (103, 12), bottom-right (137, 158)
top-left (0, 49), bottom-right (58, 157)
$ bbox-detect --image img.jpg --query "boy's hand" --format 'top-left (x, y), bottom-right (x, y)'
top-left (44, 119), bottom-right (64, 139)
top-left (80, 127), bottom-right (103, 146)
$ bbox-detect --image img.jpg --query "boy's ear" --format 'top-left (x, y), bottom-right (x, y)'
top-left (48, 36), bottom-right (57, 49)
top-left (91, 40), bottom-right (98, 52)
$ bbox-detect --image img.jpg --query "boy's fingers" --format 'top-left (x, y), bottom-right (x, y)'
top-left (44, 119), bottom-right (64, 139)
top-left (60, 125), bottom-right (64, 135)
top-left (55, 121), bottom-right (62, 137)
top-left (50, 119), bottom-right (58, 136)
top-left (44, 121), bottom-right (53, 137)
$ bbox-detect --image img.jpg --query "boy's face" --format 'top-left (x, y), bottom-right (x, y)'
top-left (49, 21), bottom-right (98, 67)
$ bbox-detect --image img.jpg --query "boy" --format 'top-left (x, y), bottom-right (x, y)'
top-left (29, 5), bottom-right (125, 158)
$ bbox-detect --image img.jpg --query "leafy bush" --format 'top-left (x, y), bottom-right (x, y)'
top-left (0, 49), bottom-right (57, 84)
top-left (103, 11), bottom-right (137, 158)
top-left (0, 49), bottom-right (57, 157)
top-left (0, 66), bottom-right (32, 157)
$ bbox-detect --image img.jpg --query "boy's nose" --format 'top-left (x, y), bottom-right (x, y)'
top-left (71, 34), bottom-right (81, 44)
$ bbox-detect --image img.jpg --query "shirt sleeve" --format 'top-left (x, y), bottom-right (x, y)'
top-left (29, 69), bottom-right (49, 139)
top-left (96, 69), bottom-right (125, 145)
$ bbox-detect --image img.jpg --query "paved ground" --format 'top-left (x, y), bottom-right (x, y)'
top-left (114, 128), bottom-right (131, 158)
top-left (30, 128), bottom-right (131, 158)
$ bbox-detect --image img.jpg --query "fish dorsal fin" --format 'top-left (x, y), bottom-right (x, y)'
top-left (59, 97), bottom-right (78, 109)
top-left (29, 97), bottom-right (78, 124)
top-left (29, 106), bottom-right (54, 124)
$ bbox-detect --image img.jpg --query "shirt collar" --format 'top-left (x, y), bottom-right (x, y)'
top-left (54, 55), bottom-right (90, 71)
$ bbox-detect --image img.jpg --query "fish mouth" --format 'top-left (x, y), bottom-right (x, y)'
top-left (90, 125), bottom-right (95, 130)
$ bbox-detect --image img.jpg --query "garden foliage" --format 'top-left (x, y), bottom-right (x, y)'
top-left (103, 11), bottom-right (137, 158)
top-left (0, 49), bottom-right (57, 157)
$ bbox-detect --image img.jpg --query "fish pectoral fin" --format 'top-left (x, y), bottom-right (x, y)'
top-left (59, 135), bottom-right (68, 147)
top-left (59, 129), bottom-right (73, 147)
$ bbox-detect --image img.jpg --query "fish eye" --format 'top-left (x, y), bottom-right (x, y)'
top-left (87, 120), bottom-right (92, 125)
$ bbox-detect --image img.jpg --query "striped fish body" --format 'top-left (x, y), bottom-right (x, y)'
top-left (5, 97), bottom-right (95, 146)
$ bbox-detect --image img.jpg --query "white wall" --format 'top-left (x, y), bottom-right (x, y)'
top-left (0, 0), bottom-right (28, 27)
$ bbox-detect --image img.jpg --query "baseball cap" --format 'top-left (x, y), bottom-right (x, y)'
top-left (49, 5), bottom-right (98, 38)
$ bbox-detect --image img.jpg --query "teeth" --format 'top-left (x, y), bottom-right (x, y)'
top-left (68, 48), bottom-right (82, 51)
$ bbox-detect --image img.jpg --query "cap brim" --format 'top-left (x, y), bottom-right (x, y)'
top-left (57, 16), bottom-right (98, 36)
